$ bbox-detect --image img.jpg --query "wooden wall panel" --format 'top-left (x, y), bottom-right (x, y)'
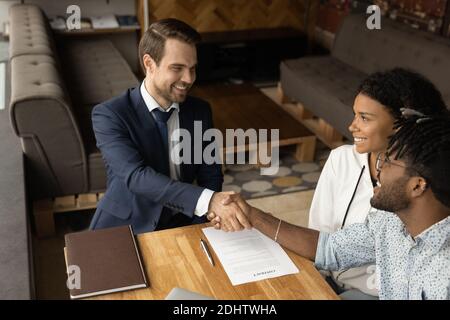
top-left (144, 0), bottom-right (312, 32)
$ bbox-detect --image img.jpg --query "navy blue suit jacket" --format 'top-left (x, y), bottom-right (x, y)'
top-left (89, 87), bottom-right (223, 234)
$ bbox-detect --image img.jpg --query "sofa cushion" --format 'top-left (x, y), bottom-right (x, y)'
top-left (74, 102), bottom-right (106, 192)
top-left (59, 39), bottom-right (139, 193)
top-left (10, 55), bottom-right (66, 103)
top-left (280, 14), bottom-right (450, 140)
top-left (332, 14), bottom-right (450, 104)
top-left (281, 56), bottom-right (366, 140)
top-left (10, 54), bottom-right (88, 197)
top-left (61, 39), bottom-right (139, 106)
top-left (9, 4), bottom-right (54, 58)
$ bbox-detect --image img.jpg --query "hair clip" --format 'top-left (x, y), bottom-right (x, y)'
top-left (400, 108), bottom-right (425, 118)
top-left (416, 117), bottom-right (432, 124)
top-left (400, 108), bottom-right (432, 124)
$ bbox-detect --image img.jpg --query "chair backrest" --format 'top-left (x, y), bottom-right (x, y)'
top-left (9, 4), bottom-right (87, 199)
top-left (332, 14), bottom-right (450, 107)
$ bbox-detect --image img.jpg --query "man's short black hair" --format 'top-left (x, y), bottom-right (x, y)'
top-left (358, 68), bottom-right (448, 118)
top-left (388, 114), bottom-right (450, 208)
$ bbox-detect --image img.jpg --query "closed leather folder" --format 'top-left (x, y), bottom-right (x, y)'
top-left (64, 225), bottom-right (147, 299)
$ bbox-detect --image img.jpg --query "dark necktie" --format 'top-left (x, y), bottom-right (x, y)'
top-left (152, 108), bottom-right (176, 229)
top-left (152, 108), bottom-right (175, 155)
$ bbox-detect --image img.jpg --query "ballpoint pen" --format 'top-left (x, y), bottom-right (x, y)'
top-left (200, 239), bottom-right (215, 266)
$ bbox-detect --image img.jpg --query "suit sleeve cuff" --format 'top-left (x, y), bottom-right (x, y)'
top-left (194, 189), bottom-right (215, 217)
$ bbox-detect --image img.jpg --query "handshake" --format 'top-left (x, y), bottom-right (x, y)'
top-left (206, 192), bottom-right (253, 232)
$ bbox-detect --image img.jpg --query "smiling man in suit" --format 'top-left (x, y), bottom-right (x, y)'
top-left (90, 19), bottom-right (250, 234)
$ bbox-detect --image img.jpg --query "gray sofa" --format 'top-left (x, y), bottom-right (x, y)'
top-left (9, 4), bottom-right (139, 199)
top-left (280, 14), bottom-right (450, 140)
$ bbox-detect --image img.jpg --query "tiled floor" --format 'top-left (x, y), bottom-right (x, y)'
top-left (223, 143), bottom-right (330, 199)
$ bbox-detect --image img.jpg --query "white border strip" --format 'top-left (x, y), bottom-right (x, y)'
top-left (0, 62), bottom-right (5, 110)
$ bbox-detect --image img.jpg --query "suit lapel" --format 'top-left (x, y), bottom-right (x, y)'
top-left (130, 87), bottom-right (170, 175)
top-left (178, 99), bottom-right (195, 182)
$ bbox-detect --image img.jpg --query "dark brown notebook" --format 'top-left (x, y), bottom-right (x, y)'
top-left (64, 225), bottom-right (147, 299)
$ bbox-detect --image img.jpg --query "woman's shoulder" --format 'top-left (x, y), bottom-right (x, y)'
top-left (328, 144), bottom-right (361, 164)
top-left (322, 144), bottom-right (367, 178)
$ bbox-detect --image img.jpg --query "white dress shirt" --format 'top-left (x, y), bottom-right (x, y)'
top-left (140, 82), bottom-right (214, 217)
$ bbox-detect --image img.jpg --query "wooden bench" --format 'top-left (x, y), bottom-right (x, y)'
top-left (33, 193), bottom-right (104, 238)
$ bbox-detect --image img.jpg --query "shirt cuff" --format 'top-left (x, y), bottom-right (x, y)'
top-left (194, 189), bottom-right (215, 217)
top-left (314, 231), bottom-right (332, 271)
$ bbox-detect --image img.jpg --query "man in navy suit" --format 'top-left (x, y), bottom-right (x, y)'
top-left (90, 19), bottom-right (250, 234)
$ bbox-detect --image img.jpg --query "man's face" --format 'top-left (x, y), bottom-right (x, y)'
top-left (145, 38), bottom-right (197, 107)
top-left (370, 153), bottom-right (411, 212)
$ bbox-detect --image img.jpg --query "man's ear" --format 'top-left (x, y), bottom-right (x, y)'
top-left (410, 177), bottom-right (428, 198)
top-left (143, 54), bottom-right (156, 75)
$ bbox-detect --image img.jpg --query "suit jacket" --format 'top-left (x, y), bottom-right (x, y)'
top-left (89, 87), bottom-right (223, 234)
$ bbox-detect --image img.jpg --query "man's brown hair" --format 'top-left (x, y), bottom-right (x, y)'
top-left (138, 18), bottom-right (201, 73)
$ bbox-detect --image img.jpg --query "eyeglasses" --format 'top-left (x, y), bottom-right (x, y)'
top-left (375, 152), bottom-right (410, 186)
top-left (375, 153), bottom-right (409, 172)
top-left (376, 153), bottom-right (425, 178)
top-left (375, 152), bottom-right (429, 189)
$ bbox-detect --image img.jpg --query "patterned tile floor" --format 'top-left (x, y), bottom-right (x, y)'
top-left (222, 142), bottom-right (331, 199)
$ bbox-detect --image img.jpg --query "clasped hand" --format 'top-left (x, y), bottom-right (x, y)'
top-left (207, 191), bottom-right (252, 232)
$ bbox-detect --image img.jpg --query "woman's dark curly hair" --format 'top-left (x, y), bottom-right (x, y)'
top-left (358, 68), bottom-right (448, 118)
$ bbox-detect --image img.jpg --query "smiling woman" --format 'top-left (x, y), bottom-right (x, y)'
top-left (349, 94), bottom-right (395, 155)
top-left (307, 67), bottom-right (449, 299)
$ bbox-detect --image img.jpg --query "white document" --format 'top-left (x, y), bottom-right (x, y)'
top-left (202, 227), bottom-right (299, 286)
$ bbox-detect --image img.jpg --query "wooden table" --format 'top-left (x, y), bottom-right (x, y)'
top-left (90, 223), bottom-right (339, 300)
top-left (190, 84), bottom-right (317, 163)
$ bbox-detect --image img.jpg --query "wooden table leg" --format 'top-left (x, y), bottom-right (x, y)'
top-left (295, 136), bottom-right (316, 162)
